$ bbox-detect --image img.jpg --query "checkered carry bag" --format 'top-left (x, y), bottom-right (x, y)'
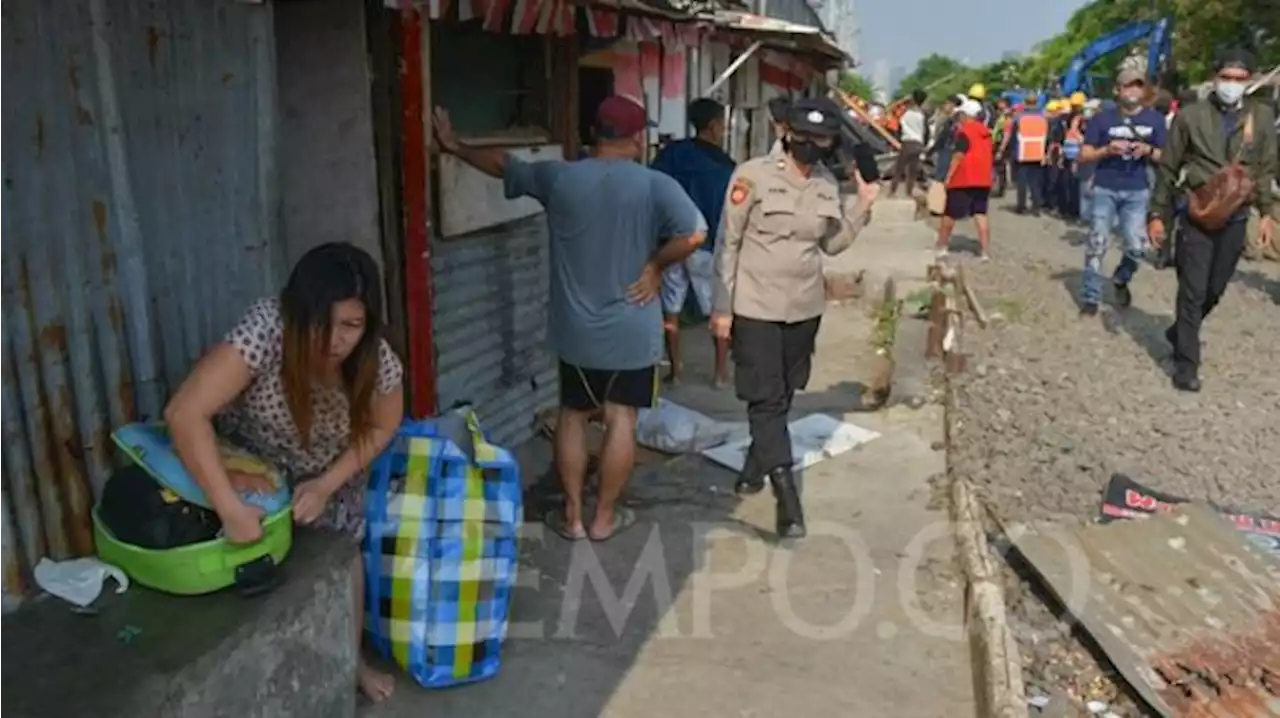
top-left (363, 407), bottom-right (522, 688)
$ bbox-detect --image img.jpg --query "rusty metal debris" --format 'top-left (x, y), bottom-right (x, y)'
top-left (1010, 504), bottom-right (1280, 717)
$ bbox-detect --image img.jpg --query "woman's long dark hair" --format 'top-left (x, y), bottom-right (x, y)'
top-left (279, 242), bottom-right (384, 446)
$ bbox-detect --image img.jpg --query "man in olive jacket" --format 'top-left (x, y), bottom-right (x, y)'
top-left (1149, 49), bottom-right (1277, 393)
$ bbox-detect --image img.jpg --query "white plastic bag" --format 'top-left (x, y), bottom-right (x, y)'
top-left (33, 557), bottom-right (129, 607)
top-left (635, 399), bottom-right (733, 454)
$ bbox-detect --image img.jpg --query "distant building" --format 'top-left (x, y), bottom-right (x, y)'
top-left (871, 58), bottom-right (891, 103)
top-left (806, 0), bottom-right (858, 66)
top-left (888, 64), bottom-right (907, 96)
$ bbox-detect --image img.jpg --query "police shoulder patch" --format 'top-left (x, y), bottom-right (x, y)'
top-left (729, 178), bottom-right (753, 206)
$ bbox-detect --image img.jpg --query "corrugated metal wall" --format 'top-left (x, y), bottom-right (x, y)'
top-left (1, 0), bottom-right (281, 604)
top-left (432, 217), bottom-right (557, 449)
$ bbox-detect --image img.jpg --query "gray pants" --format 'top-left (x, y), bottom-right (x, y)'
top-left (890, 140), bottom-right (924, 195)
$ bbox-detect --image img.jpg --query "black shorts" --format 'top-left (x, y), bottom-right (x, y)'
top-left (944, 187), bottom-right (991, 219)
top-left (559, 361), bottom-right (658, 411)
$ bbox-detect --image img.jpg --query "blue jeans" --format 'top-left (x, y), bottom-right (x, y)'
top-left (1079, 179), bottom-right (1093, 221)
top-left (1082, 186), bottom-right (1149, 305)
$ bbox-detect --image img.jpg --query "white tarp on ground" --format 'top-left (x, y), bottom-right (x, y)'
top-left (700, 413), bottom-right (881, 472)
top-left (635, 398), bottom-right (736, 454)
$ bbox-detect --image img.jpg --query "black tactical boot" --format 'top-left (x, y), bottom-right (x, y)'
top-left (734, 450), bottom-right (765, 495)
top-left (769, 467), bottom-right (806, 539)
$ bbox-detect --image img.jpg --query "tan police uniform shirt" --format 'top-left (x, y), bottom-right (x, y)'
top-left (712, 145), bottom-right (872, 322)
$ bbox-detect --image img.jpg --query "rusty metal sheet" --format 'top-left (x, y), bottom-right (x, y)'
top-left (1, 0), bottom-right (283, 607)
top-left (1011, 504), bottom-right (1280, 717)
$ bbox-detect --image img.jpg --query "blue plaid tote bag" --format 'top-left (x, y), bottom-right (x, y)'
top-left (363, 407), bottom-right (522, 688)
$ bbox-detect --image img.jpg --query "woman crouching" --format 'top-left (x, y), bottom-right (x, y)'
top-left (164, 242), bottom-right (403, 702)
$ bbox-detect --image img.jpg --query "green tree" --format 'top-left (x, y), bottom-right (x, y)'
top-left (837, 72), bottom-right (877, 99)
top-left (896, 54), bottom-right (971, 102)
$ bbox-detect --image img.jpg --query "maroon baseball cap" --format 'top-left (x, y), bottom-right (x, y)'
top-left (595, 95), bottom-right (656, 139)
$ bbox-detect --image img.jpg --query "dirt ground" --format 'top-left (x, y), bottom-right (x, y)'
top-left (944, 203), bottom-right (1280, 715)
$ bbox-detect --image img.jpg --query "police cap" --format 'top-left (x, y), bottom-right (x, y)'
top-left (786, 97), bottom-right (842, 138)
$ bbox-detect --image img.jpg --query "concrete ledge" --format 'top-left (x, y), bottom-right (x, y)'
top-left (944, 377), bottom-right (1027, 718)
top-left (871, 197), bottom-right (921, 225)
top-left (1, 530), bottom-right (357, 718)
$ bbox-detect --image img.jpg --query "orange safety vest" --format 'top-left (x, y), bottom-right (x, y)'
top-left (1015, 113), bottom-right (1048, 163)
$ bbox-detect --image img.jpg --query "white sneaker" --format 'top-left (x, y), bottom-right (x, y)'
top-left (934, 248), bottom-right (950, 262)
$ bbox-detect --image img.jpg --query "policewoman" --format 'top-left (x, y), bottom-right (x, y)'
top-left (710, 98), bottom-right (880, 539)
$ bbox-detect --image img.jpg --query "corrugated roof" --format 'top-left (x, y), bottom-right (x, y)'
top-left (701, 9), bottom-right (845, 60)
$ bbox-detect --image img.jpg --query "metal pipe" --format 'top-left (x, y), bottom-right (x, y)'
top-left (706, 40), bottom-right (763, 97)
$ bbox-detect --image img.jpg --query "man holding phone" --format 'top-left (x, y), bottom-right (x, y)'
top-left (1077, 69), bottom-right (1166, 317)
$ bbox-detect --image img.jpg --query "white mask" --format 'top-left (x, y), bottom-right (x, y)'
top-left (1215, 80), bottom-right (1246, 105)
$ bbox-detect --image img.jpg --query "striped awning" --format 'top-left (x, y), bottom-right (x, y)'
top-left (387, 0), bottom-right (845, 60)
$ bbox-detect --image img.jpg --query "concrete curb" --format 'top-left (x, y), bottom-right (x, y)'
top-left (942, 329), bottom-right (1028, 718)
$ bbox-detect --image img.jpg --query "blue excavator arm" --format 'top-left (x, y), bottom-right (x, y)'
top-left (1059, 17), bottom-right (1173, 95)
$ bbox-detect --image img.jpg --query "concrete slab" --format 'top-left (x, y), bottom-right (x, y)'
top-left (362, 305), bottom-right (975, 718)
top-left (2, 531), bottom-right (357, 718)
top-left (824, 215), bottom-right (938, 304)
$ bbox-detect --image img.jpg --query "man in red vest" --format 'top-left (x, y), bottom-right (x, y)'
top-left (936, 99), bottom-right (995, 260)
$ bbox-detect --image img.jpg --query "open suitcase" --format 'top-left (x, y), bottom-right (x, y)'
top-left (95, 423), bottom-right (293, 596)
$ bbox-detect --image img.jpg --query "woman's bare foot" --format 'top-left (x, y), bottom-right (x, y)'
top-left (358, 661), bottom-right (395, 703)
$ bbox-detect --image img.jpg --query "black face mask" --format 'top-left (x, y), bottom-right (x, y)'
top-left (784, 137), bottom-right (833, 165)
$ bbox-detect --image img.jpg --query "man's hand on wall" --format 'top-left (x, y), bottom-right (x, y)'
top-left (433, 106), bottom-right (460, 154)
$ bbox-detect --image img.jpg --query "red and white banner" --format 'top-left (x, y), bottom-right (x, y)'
top-left (510, 0), bottom-right (541, 33)
top-left (482, 0), bottom-right (510, 32)
top-left (553, 0), bottom-right (576, 36)
top-left (534, 0), bottom-right (556, 33)
top-left (760, 49), bottom-right (808, 93)
top-left (586, 8), bottom-right (619, 37)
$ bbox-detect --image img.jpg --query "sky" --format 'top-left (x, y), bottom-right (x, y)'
top-left (856, 0), bottom-right (1088, 74)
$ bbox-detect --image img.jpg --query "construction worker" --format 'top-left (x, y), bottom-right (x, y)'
top-left (1077, 69), bottom-right (1166, 317)
top-left (991, 99), bottom-right (1014, 196)
top-left (927, 94), bottom-right (962, 182)
top-left (710, 98), bottom-right (879, 540)
top-left (968, 83), bottom-right (991, 126)
top-left (1150, 48), bottom-right (1277, 392)
top-left (1053, 95), bottom-right (1087, 219)
top-left (935, 99), bottom-right (994, 260)
top-left (889, 89), bottom-right (929, 197)
top-left (1000, 95), bottom-right (1049, 215)
top-left (1044, 100), bottom-right (1066, 215)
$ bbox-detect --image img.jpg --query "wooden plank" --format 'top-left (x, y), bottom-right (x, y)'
top-left (956, 264), bottom-right (989, 329)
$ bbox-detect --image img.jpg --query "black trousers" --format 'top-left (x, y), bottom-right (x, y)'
top-left (1173, 219), bottom-right (1247, 370)
top-left (732, 315), bottom-right (822, 475)
top-left (1015, 162), bottom-right (1046, 212)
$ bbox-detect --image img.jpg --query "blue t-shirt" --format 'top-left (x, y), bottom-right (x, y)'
top-left (504, 156), bottom-right (707, 371)
top-left (649, 138), bottom-right (735, 252)
top-left (1084, 107), bottom-right (1166, 191)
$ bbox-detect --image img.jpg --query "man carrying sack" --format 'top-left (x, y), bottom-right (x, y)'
top-left (1149, 48), bottom-right (1278, 393)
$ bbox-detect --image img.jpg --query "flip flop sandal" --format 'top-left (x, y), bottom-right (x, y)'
top-left (544, 508), bottom-right (587, 541)
top-left (588, 507), bottom-right (639, 543)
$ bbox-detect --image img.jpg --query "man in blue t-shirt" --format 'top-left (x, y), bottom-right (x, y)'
top-left (433, 96), bottom-right (707, 542)
top-left (1077, 69), bottom-right (1166, 315)
top-left (650, 97), bottom-right (736, 387)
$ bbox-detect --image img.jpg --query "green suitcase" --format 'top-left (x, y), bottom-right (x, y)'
top-left (93, 505), bottom-right (292, 596)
